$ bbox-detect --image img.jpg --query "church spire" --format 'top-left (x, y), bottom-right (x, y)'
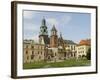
top-left (51, 25), bottom-right (57, 32)
top-left (58, 32), bottom-right (64, 47)
top-left (39, 17), bottom-right (48, 35)
top-left (42, 17), bottom-right (46, 26)
top-left (51, 25), bottom-right (57, 36)
top-left (39, 18), bottom-right (49, 45)
top-left (60, 32), bottom-right (62, 39)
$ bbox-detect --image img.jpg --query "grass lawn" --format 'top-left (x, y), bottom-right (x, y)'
top-left (23, 59), bottom-right (91, 69)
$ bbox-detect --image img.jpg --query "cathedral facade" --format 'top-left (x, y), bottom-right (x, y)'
top-left (38, 18), bottom-right (74, 62)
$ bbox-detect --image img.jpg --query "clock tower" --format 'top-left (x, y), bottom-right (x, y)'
top-left (39, 18), bottom-right (49, 45)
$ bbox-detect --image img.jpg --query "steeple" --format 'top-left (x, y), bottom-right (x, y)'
top-left (50, 25), bottom-right (58, 47)
top-left (41, 17), bottom-right (46, 26)
top-left (51, 25), bottom-right (57, 36)
top-left (39, 18), bottom-right (49, 45)
top-left (60, 32), bottom-right (63, 39)
top-left (51, 25), bottom-right (57, 32)
top-left (39, 18), bottom-right (48, 35)
top-left (58, 32), bottom-right (64, 47)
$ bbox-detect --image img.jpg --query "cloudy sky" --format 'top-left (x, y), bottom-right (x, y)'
top-left (23, 10), bottom-right (91, 43)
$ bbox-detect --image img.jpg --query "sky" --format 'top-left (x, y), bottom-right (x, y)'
top-left (23, 10), bottom-right (91, 43)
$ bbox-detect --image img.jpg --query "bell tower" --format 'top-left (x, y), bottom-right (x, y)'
top-left (39, 18), bottom-right (49, 44)
top-left (50, 25), bottom-right (58, 47)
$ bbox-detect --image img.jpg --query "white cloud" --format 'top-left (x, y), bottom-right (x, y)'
top-left (24, 23), bottom-right (39, 32)
top-left (46, 18), bottom-right (59, 33)
top-left (23, 11), bottom-right (36, 19)
top-left (24, 22), bottom-right (40, 40)
top-left (61, 15), bottom-right (72, 25)
top-left (46, 18), bottom-right (58, 26)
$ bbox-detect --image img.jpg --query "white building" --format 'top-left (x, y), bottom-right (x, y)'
top-left (76, 39), bottom-right (91, 59)
top-left (64, 40), bottom-right (77, 58)
top-left (76, 45), bottom-right (90, 58)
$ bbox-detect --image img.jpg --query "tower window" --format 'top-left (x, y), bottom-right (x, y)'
top-left (44, 29), bottom-right (46, 32)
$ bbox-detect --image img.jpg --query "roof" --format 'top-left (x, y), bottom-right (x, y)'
top-left (78, 39), bottom-right (91, 46)
top-left (23, 39), bottom-right (34, 44)
top-left (51, 25), bottom-right (57, 32)
top-left (42, 18), bottom-right (46, 26)
top-left (64, 40), bottom-right (77, 45)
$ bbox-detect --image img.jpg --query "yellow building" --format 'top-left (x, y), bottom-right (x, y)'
top-left (64, 40), bottom-right (77, 59)
top-left (23, 40), bottom-right (46, 63)
top-left (76, 39), bottom-right (91, 59)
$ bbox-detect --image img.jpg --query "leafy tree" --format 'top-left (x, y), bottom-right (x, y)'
top-left (86, 48), bottom-right (91, 60)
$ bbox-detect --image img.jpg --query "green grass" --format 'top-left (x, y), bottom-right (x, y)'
top-left (23, 59), bottom-right (91, 69)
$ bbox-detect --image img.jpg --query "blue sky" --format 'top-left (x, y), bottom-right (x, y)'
top-left (23, 10), bottom-right (91, 43)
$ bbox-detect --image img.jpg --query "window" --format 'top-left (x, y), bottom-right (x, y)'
top-left (38, 51), bottom-right (39, 54)
top-left (31, 46), bottom-right (34, 49)
top-left (32, 51), bottom-right (34, 55)
top-left (55, 53), bottom-right (56, 56)
top-left (73, 46), bottom-right (75, 50)
top-left (44, 29), bottom-right (46, 32)
top-left (71, 46), bottom-right (73, 50)
top-left (26, 51), bottom-right (28, 54)
top-left (31, 55), bottom-right (34, 59)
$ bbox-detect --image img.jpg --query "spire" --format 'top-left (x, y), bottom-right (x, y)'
top-left (51, 25), bottom-right (57, 32)
top-left (39, 17), bottom-right (48, 35)
top-left (39, 18), bottom-right (49, 45)
top-left (42, 17), bottom-right (46, 26)
top-left (58, 32), bottom-right (64, 47)
top-left (60, 32), bottom-right (62, 38)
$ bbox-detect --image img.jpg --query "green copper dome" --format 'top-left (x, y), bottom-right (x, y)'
top-left (39, 18), bottom-right (48, 35)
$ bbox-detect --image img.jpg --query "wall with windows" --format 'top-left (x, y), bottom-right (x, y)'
top-left (76, 45), bottom-right (90, 58)
top-left (24, 43), bottom-right (45, 63)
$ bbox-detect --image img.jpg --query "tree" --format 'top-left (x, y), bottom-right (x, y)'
top-left (86, 48), bottom-right (91, 60)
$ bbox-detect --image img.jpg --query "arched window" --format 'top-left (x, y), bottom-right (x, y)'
top-left (26, 51), bottom-right (28, 54)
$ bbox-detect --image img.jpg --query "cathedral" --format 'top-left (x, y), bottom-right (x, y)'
top-left (38, 18), bottom-right (72, 62)
top-left (39, 18), bottom-right (65, 48)
top-left (23, 18), bottom-right (90, 63)
top-left (24, 18), bottom-right (70, 63)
